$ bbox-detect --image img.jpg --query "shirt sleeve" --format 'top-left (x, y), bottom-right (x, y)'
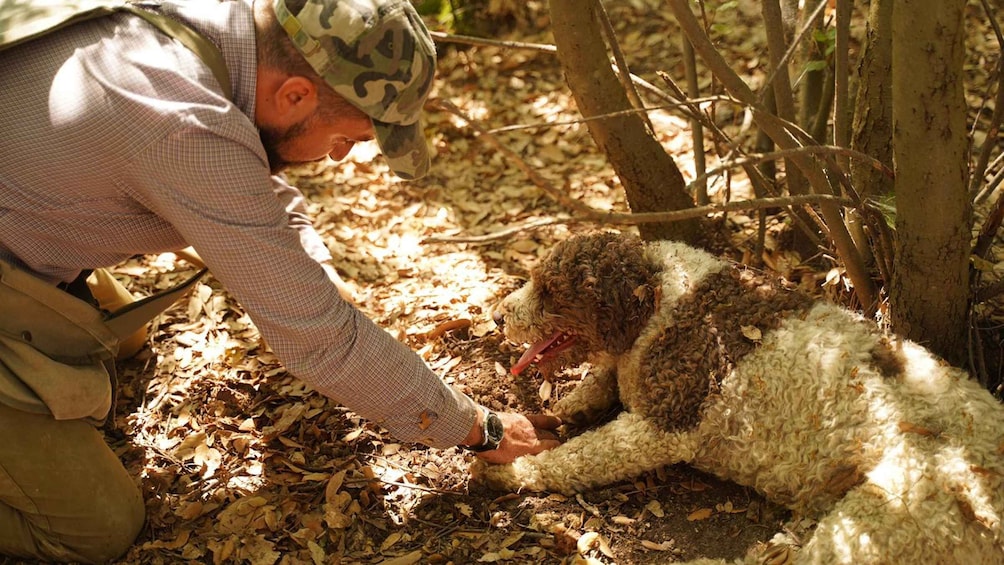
top-left (271, 175), bottom-right (333, 265)
top-left (127, 126), bottom-right (479, 448)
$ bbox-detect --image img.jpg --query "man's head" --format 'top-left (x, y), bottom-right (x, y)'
top-left (253, 0), bottom-right (436, 178)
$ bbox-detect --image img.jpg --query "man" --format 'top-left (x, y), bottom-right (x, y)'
top-left (0, 0), bottom-right (561, 561)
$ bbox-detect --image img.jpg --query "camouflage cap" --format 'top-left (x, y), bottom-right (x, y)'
top-left (274, 0), bottom-right (436, 179)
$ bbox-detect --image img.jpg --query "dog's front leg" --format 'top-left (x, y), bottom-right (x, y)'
top-left (473, 411), bottom-right (698, 495)
top-left (552, 365), bottom-right (619, 425)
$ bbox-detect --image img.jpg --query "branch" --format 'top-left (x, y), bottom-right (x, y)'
top-left (593, 0), bottom-right (652, 131)
top-left (666, 0), bottom-right (877, 314)
top-left (425, 194), bottom-right (852, 243)
top-left (687, 145), bottom-right (893, 195)
top-left (971, 0), bottom-right (1004, 201)
top-left (756, 0), bottom-right (830, 106)
top-left (428, 30), bottom-right (556, 53)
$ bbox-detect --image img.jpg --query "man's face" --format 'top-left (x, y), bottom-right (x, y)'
top-left (259, 111), bottom-right (375, 174)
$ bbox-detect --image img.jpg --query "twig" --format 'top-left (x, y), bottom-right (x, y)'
top-left (344, 477), bottom-right (466, 496)
top-left (664, 0), bottom-right (878, 311)
top-left (428, 30), bottom-right (556, 53)
top-left (971, 0), bottom-right (1004, 201)
top-left (756, 0), bottom-right (830, 106)
top-left (485, 97), bottom-right (730, 135)
top-left (424, 217), bottom-right (565, 244)
top-left (687, 145), bottom-right (893, 195)
top-left (593, 0), bottom-right (652, 131)
top-left (682, 36), bottom-right (708, 205)
top-left (426, 195), bottom-right (853, 244)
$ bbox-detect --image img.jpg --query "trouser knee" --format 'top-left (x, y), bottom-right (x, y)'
top-left (0, 404), bottom-right (146, 564)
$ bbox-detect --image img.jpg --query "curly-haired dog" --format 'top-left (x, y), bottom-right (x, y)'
top-left (479, 232), bottom-right (1004, 564)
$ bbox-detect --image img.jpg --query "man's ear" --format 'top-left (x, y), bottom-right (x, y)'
top-left (272, 76), bottom-right (318, 124)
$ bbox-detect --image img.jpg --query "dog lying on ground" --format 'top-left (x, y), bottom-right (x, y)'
top-left (478, 232), bottom-right (1004, 564)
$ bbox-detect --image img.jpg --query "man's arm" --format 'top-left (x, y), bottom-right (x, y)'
top-left (271, 176), bottom-right (359, 303)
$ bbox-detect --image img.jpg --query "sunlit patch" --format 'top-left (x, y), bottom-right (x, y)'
top-left (898, 341), bottom-right (952, 395)
top-left (938, 446), bottom-right (1001, 532)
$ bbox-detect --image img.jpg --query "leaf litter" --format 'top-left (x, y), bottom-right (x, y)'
top-left (34, 1), bottom-right (1001, 564)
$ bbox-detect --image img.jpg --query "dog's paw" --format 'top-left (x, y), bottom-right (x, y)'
top-left (552, 397), bottom-right (610, 426)
top-left (469, 457), bottom-right (549, 493)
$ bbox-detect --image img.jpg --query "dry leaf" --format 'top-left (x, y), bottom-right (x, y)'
top-left (381, 550), bottom-right (424, 565)
top-left (741, 325), bottom-right (762, 341)
top-left (539, 379), bottom-right (553, 402)
top-left (576, 531), bottom-right (614, 557)
top-left (380, 532), bottom-right (405, 552)
top-left (478, 549), bottom-right (516, 562)
top-left (687, 508), bottom-right (714, 521)
top-left (640, 540), bottom-right (676, 551)
top-left (324, 470), bottom-right (347, 504)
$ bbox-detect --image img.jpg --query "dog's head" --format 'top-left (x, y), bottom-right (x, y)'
top-left (494, 232), bottom-right (662, 375)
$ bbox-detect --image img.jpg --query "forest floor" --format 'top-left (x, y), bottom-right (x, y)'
top-left (7, 1), bottom-right (1003, 564)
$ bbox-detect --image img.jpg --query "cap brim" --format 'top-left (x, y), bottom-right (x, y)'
top-left (372, 119), bottom-right (431, 180)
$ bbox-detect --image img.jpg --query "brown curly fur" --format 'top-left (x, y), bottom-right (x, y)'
top-left (638, 268), bottom-right (816, 431)
top-left (524, 237), bottom-right (909, 431)
top-left (530, 233), bottom-right (661, 355)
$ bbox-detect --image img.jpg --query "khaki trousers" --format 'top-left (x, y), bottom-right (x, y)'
top-left (0, 261), bottom-right (143, 563)
top-left (0, 402), bottom-right (145, 563)
top-left (0, 259), bottom-right (204, 563)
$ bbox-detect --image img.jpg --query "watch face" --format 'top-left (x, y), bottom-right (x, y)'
top-left (486, 412), bottom-right (504, 444)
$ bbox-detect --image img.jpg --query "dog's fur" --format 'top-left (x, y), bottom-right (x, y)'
top-left (479, 232), bottom-right (1004, 564)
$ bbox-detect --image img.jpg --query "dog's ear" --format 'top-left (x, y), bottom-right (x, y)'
top-left (592, 242), bottom-right (660, 353)
top-left (533, 233), bottom-right (660, 353)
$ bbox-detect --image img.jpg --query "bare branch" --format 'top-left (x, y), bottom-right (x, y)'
top-left (756, 0), bottom-right (829, 106)
top-left (665, 0), bottom-right (877, 313)
top-left (971, 0), bottom-right (1004, 201)
top-left (425, 194), bottom-right (853, 243)
top-left (593, 0), bottom-right (652, 131)
top-left (428, 30), bottom-right (556, 53)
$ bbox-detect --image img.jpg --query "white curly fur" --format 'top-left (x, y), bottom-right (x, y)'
top-left (478, 235), bottom-right (1004, 565)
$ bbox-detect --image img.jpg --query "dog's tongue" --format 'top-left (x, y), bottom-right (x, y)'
top-left (511, 332), bottom-right (565, 375)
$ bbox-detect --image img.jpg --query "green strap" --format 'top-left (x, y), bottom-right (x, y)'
top-left (120, 5), bottom-right (232, 100)
top-left (0, 0), bottom-right (232, 100)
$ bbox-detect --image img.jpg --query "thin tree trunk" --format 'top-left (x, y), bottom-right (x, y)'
top-left (850, 0), bottom-right (894, 198)
top-left (666, 0), bottom-right (877, 311)
top-left (548, 0), bottom-right (700, 243)
top-left (890, 0), bottom-right (970, 364)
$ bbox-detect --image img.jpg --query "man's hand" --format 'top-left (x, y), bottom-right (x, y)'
top-left (470, 411), bottom-right (562, 465)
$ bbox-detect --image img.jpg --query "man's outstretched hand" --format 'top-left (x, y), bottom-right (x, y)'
top-left (475, 412), bottom-right (562, 465)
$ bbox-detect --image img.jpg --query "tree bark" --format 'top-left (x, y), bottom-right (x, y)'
top-left (890, 0), bottom-right (970, 364)
top-left (850, 0), bottom-right (894, 198)
top-left (548, 0), bottom-right (700, 243)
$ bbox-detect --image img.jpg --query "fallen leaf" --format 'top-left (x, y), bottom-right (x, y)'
top-left (640, 539), bottom-right (676, 551)
top-left (741, 325), bottom-right (762, 341)
top-left (687, 508), bottom-right (714, 521)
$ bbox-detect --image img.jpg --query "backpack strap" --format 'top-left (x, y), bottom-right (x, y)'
top-left (102, 267), bottom-right (208, 341)
top-left (0, 0), bottom-right (232, 100)
top-left (120, 4), bottom-right (232, 100)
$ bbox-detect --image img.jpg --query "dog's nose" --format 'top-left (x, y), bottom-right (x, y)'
top-left (492, 310), bottom-right (505, 329)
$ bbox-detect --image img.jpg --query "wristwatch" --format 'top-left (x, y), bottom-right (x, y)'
top-left (464, 406), bottom-right (504, 452)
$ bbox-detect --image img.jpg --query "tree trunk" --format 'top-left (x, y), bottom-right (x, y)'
top-left (850, 0), bottom-right (894, 198)
top-left (890, 0), bottom-right (970, 364)
top-left (548, 0), bottom-right (700, 243)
